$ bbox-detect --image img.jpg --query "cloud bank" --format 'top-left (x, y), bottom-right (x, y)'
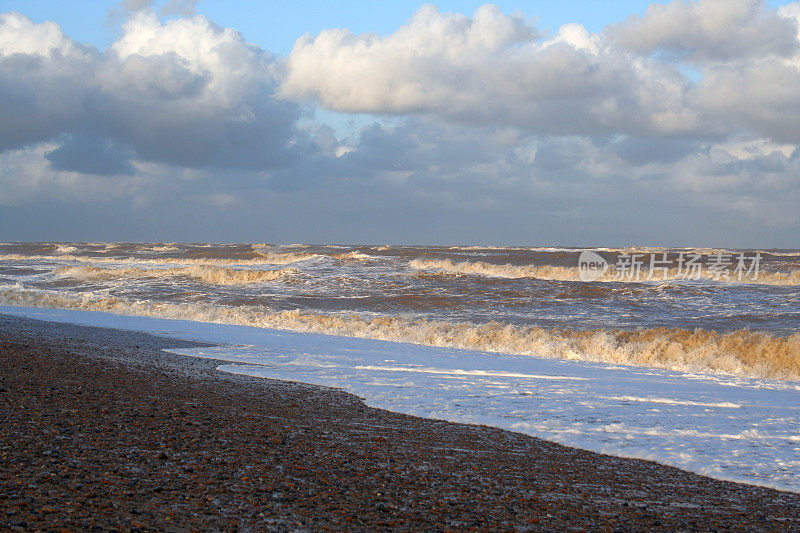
top-left (1, 1), bottom-right (799, 245)
top-left (281, 5), bottom-right (698, 137)
top-left (281, 0), bottom-right (800, 143)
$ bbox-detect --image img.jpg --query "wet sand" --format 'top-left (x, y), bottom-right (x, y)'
top-left (1, 314), bottom-right (798, 531)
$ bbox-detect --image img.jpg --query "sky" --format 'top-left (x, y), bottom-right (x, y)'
top-left (0, 0), bottom-right (799, 246)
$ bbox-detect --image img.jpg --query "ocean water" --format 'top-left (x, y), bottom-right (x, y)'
top-left (0, 242), bottom-right (798, 379)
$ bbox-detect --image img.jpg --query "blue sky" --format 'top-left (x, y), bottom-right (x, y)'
top-left (0, 1), bottom-right (799, 245)
top-left (6, 0), bottom-right (789, 53)
top-left (3, 1), bottom-right (653, 52)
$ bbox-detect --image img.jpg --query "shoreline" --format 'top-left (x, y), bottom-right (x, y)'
top-left (1, 313), bottom-right (799, 530)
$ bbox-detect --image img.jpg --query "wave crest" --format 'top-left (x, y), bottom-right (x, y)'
top-left (408, 259), bottom-right (800, 286)
top-left (251, 246), bottom-right (320, 264)
top-left (1, 286), bottom-right (798, 381)
top-left (54, 265), bottom-right (299, 285)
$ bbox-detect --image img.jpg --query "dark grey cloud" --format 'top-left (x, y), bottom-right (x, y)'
top-left (107, 0), bottom-right (154, 24)
top-left (338, 122), bottom-right (498, 174)
top-left (534, 139), bottom-right (586, 174)
top-left (611, 137), bottom-right (698, 165)
top-left (2, 114), bottom-right (799, 245)
top-left (45, 135), bottom-right (135, 176)
top-left (122, 0), bottom-right (154, 11)
top-left (0, 41), bottom-right (94, 152)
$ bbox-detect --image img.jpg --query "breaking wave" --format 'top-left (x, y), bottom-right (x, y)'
top-left (1, 285), bottom-right (798, 381)
top-left (54, 245), bottom-right (78, 254)
top-left (254, 247), bottom-right (377, 263)
top-left (251, 246), bottom-right (320, 263)
top-left (332, 251), bottom-right (377, 261)
top-left (408, 259), bottom-right (800, 286)
top-left (54, 265), bottom-right (300, 285)
top-left (0, 249), bottom-right (381, 267)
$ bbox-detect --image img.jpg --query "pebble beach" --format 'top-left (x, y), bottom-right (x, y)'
top-left (1, 314), bottom-right (799, 531)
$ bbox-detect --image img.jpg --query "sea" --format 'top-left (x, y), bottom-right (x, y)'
top-left (1, 242), bottom-right (798, 491)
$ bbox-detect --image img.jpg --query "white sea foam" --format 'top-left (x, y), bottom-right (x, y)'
top-left (54, 265), bottom-right (300, 285)
top-left (333, 251), bottom-right (377, 261)
top-left (603, 396), bottom-right (742, 408)
top-left (1, 284), bottom-right (797, 380)
top-left (409, 258), bottom-right (800, 285)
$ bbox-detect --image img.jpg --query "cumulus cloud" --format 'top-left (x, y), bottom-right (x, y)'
top-left (688, 4), bottom-right (800, 144)
top-left (693, 61), bottom-right (800, 144)
top-left (281, 5), bottom-right (697, 137)
top-left (280, 2), bottom-right (800, 153)
top-left (0, 13), bottom-right (96, 151)
top-left (608, 0), bottom-right (798, 61)
top-left (0, 11), bottom-right (307, 171)
top-left (97, 12), bottom-right (308, 168)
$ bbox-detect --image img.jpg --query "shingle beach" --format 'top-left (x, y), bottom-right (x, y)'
top-left (1, 314), bottom-right (798, 532)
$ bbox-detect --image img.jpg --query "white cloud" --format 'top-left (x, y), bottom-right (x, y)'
top-left (280, 1), bottom-right (800, 148)
top-left (0, 11), bottom-right (305, 170)
top-left (607, 0), bottom-right (798, 61)
top-left (280, 5), bottom-right (698, 137)
top-left (0, 12), bottom-right (87, 57)
top-left (682, 2), bottom-right (800, 143)
top-left (0, 14), bottom-right (95, 152)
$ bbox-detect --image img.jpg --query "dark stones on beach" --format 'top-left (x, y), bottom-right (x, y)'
top-left (1, 314), bottom-right (799, 531)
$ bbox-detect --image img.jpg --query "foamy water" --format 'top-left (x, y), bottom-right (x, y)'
top-left (0, 242), bottom-right (798, 379)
